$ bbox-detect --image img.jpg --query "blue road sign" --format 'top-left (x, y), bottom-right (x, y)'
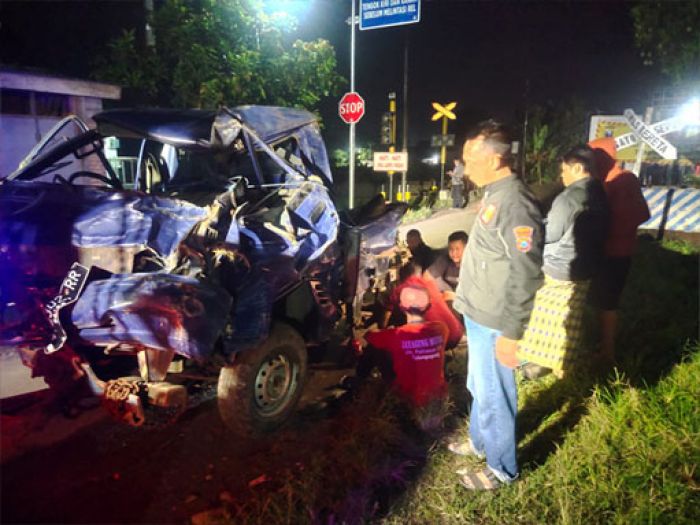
top-left (359, 0), bottom-right (421, 31)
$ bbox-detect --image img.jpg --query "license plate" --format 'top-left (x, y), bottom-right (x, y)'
top-left (44, 262), bottom-right (90, 354)
top-left (56, 262), bottom-right (90, 304)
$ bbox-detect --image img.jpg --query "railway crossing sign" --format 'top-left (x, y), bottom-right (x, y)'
top-left (623, 109), bottom-right (677, 160)
top-left (431, 101), bottom-right (457, 190)
top-left (431, 102), bottom-right (456, 121)
top-left (589, 113), bottom-right (681, 162)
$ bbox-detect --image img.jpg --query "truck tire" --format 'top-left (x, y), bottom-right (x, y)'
top-left (217, 323), bottom-right (307, 436)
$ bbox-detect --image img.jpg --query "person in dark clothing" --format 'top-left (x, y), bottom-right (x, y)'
top-left (448, 159), bottom-right (466, 208)
top-left (405, 229), bottom-right (436, 272)
top-left (425, 230), bottom-right (469, 300)
top-left (448, 120), bottom-right (544, 490)
top-left (517, 145), bottom-right (610, 376)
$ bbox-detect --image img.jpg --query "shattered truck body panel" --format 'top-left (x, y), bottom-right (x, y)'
top-left (0, 106), bottom-right (406, 432)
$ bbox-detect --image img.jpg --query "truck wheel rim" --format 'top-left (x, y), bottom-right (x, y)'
top-left (254, 353), bottom-right (298, 417)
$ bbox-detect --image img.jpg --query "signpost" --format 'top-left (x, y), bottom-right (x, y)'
top-left (613, 116), bottom-right (684, 152)
top-left (359, 0), bottom-right (421, 30)
top-left (347, 1), bottom-right (421, 206)
top-left (431, 134), bottom-right (455, 147)
top-left (373, 151), bottom-right (408, 172)
top-left (431, 101), bottom-right (457, 190)
top-left (623, 108), bottom-right (677, 160)
top-left (339, 92), bottom-right (366, 124)
top-left (589, 113), bottom-right (682, 164)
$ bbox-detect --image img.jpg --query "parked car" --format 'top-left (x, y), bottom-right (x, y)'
top-left (0, 106), bottom-right (406, 435)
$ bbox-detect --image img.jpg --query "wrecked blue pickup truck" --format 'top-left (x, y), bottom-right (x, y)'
top-left (0, 106), bottom-right (406, 435)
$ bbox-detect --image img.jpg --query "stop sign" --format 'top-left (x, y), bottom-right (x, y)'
top-left (339, 92), bottom-right (365, 124)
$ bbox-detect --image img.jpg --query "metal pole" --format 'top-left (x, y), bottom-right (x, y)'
top-left (440, 116), bottom-right (448, 190)
top-left (633, 106), bottom-right (653, 177)
top-left (400, 30), bottom-right (409, 199)
top-left (521, 79), bottom-right (529, 177)
top-left (349, 0), bottom-right (356, 208)
top-left (388, 92), bottom-right (396, 202)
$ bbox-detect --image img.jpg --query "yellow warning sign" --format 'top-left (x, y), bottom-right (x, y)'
top-left (432, 102), bottom-right (457, 121)
top-left (588, 115), bottom-right (652, 162)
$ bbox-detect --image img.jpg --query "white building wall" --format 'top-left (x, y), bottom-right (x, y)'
top-left (0, 114), bottom-right (63, 176)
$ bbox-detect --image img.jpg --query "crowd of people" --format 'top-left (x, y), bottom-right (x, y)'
top-left (355, 119), bottom-right (650, 492)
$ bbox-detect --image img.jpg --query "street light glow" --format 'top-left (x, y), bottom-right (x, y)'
top-left (676, 98), bottom-right (700, 127)
top-left (264, 0), bottom-right (310, 19)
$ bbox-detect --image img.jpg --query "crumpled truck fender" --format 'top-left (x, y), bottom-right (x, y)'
top-left (72, 193), bottom-right (209, 273)
top-left (72, 273), bottom-right (232, 360)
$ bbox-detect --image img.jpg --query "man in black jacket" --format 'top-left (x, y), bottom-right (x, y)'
top-left (517, 145), bottom-right (609, 376)
top-left (449, 121), bottom-right (544, 490)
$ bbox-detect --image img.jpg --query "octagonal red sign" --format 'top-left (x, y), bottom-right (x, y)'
top-left (338, 92), bottom-right (365, 124)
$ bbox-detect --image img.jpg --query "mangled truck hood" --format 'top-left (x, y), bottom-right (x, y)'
top-left (1, 105), bottom-right (346, 357)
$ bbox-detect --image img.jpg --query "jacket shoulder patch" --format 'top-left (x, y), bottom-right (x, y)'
top-left (480, 204), bottom-right (497, 224)
top-left (513, 226), bottom-right (534, 253)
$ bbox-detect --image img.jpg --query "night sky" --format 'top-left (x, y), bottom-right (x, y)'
top-left (0, 0), bottom-right (674, 152)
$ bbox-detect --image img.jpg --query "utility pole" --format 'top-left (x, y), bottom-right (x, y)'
top-left (348, 0), bottom-right (357, 208)
top-left (400, 30), bottom-right (409, 201)
top-left (385, 92), bottom-right (397, 201)
top-left (144, 0), bottom-right (155, 48)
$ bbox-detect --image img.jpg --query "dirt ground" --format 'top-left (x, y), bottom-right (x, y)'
top-left (0, 361), bottom-right (356, 524)
top-left (1, 342), bottom-right (471, 525)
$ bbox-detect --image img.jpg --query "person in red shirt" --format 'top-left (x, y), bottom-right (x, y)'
top-left (588, 137), bottom-right (650, 363)
top-left (360, 283), bottom-right (449, 408)
top-left (383, 263), bottom-right (464, 349)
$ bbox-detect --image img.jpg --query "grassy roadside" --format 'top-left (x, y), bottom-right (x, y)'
top-left (383, 237), bottom-right (699, 524)
top-left (190, 238), bottom-right (698, 525)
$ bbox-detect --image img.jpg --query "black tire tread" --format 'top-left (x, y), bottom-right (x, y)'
top-left (217, 323), bottom-right (307, 437)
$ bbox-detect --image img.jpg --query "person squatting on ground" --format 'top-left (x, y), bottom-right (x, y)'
top-left (383, 262), bottom-right (464, 350)
top-left (358, 283), bottom-right (449, 411)
top-left (517, 145), bottom-right (610, 377)
top-left (587, 138), bottom-right (650, 364)
top-left (405, 229), bottom-right (437, 273)
top-left (448, 158), bottom-right (466, 208)
top-left (450, 120), bottom-right (544, 490)
top-left (425, 230), bottom-right (469, 304)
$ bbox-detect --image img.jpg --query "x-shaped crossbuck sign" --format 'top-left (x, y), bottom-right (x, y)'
top-left (432, 102), bottom-right (456, 121)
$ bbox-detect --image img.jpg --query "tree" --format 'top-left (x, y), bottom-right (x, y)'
top-left (523, 97), bottom-right (589, 185)
top-left (631, 2), bottom-right (700, 83)
top-left (93, 0), bottom-right (343, 110)
top-left (526, 123), bottom-right (559, 186)
top-left (331, 146), bottom-right (374, 169)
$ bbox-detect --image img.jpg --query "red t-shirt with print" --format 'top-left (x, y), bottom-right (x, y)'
top-left (365, 321), bottom-right (448, 407)
top-left (388, 275), bottom-right (464, 349)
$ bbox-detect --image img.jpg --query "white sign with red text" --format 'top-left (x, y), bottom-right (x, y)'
top-left (373, 151), bottom-right (408, 172)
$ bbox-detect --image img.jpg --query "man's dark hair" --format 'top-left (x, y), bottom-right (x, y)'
top-left (562, 145), bottom-right (597, 178)
top-left (398, 261), bottom-right (417, 282)
top-left (448, 230), bottom-right (469, 244)
top-left (467, 119), bottom-right (514, 168)
top-left (406, 229), bottom-right (422, 239)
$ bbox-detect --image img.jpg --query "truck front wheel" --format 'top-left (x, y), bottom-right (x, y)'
top-left (217, 323), bottom-right (307, 436)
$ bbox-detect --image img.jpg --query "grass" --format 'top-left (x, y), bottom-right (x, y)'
top-left (384, 345), bottom-right (700, 525)
top-left (195, 238), bottom-right (699, 524)
top-left (382, 237), bottom-right (699, 525)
